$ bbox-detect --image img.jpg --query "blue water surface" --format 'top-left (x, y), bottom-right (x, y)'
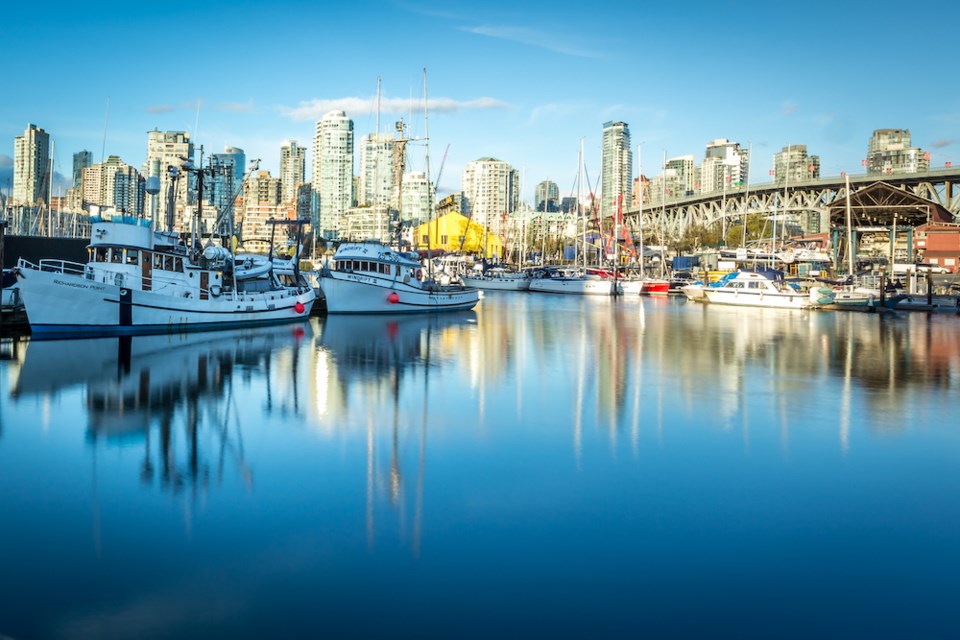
top-left (1, 294), bottom-right (958, 639)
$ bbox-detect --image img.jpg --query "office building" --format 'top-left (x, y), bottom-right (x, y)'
top-left (700, 139), bottom-right (749, 193)
top-left (72, 151), bottom-right (92, 189)
top-left (143, 129), bottom-right (194, 227)
top-left (359, 132), bottom-right (395, 209)
top-left (82, 155), bottom-right (144, 215)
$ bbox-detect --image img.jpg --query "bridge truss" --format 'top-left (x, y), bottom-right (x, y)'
top-left (623, 169), bottom-right (960, 240)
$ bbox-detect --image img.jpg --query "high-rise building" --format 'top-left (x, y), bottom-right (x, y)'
top-left (601, 121), bottom-right (632, 219)
top-left (866, 129), bottom-right (929, 175)
top-left (773, 145), bottom-right (820, 184)
top-left (209, 152), bottom-right (238, 215)
top-left (82, 155), bottom-right (144, 215)
top-left (13, 123), bottom-right (50, 206)
top-left (143, 130), bottom-right (194, 226)
top-left (280, 140), bottom-right (307, 204)
top-left (461, 157), bottom-right (520, 240)
top-left (72, 151), bottom-right (92, 189)
top-left (222, 146), bottom-right (246, 182)
top-left (535, 180), bottom-right (560, 212)
top-left (312, 111), bottom-right (354, 238)
top-left (400, 171), bottom-right (433, 225)
top-left (700, 139), bottom-right (749, 193)
top-left (359, 132), bottom-right (395, 209)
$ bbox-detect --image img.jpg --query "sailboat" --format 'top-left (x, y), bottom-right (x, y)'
top-left (637, 148), bottom-right (668, 295)
top-left (528, 140), bottom-right (621, 296)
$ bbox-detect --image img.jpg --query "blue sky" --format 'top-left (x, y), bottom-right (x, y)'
top-left (3, 0), bottom-right (958, 202)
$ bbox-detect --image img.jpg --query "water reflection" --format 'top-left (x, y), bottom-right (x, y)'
top-left (11, 323), bottom-right (312, 493)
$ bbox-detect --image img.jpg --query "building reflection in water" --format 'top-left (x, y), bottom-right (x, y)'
top-left (11, 323), bottom-right (312, 496)
top-left (315, 312), bottom-right (477, 556)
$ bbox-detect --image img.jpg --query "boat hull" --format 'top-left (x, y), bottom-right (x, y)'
top-left (17, 267), bottom-right (315, 337)
top-left (461, 275), bottom-right (531, 291)
top-left (528, 278), bottom-right (620, 296)
top-left (319, 272), bottom-right (479, 314)
top-left (702, 288), bottom-right (815, 309)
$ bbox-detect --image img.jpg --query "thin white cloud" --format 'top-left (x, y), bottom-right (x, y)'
top-left (461, 24), bottom-right (604, 59)
top-left (146, 105), bottom-right (175, 114)
top-left (782, 102), bottom-right (799, 116)
top-left (217, 100), bottom-right (255, 113)
top-left (279, 96), bottom-right (508, 122)
top-left (931, 138), bottom-right (956, 148)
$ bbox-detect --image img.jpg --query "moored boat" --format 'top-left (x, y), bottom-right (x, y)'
top-left (316, 241), bottom-right (480, 314)
top-left (701, 268), bottom-right (834, 309)
top-left (528, 266), bottom-right (622, 296)
top-left (461, 266), bottom-right (531, 291)
top-left (15, 214), bottom-right (315, 337)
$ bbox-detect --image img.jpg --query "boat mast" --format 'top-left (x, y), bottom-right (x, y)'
top-left (638, 144), bottom-right (644, 278)
top-left (660, 150), bottom-right (667, 278)
top-left (423, 68), bottom-right (432, 278)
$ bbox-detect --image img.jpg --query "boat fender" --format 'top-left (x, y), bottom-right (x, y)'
top-left (210, 285), bottom-right (221, 297)
top-left (416, 269), bottom-right (423, 281)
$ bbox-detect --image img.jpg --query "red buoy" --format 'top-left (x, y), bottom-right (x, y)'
top-left (388, 292), bottom-right (400, 304)
top-left (294, 302), bottom-right (305, 314)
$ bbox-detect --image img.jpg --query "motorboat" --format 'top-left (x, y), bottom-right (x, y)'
top-left (701, 268), bottom-right (834, 309)
top-left (15, 213), bottom-right (316, 337)
top-left (316, 241), bottom-right (480, 314)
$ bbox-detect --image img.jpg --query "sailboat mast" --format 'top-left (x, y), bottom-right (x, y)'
top-left (375, 75), bottom-right (382, 241)
top-left (660, 150), bottom-right (667, 278)
top-left (638, 144), bottom-right (644, 277)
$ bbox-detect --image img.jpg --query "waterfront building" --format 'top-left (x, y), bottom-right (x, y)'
top-left (312, 110), bottom-right (354, 239)
top-left (296, 183), bottom-right (312, 222)
top-left (700, 139), bottom-right (749, 193)
top-left (773, 145), bottom-right (820, 184)
top-left (359, 132), bottom-right (395, 209)
top-left (866, 129), bottom-right (929, 175)
top-left (400, 171), bottom-right (433, 225)
top-left (280, 140), bottom-right (307, 204)
top-left (13, 123), bottom-right (50, 206)
top-left (436, 193), bottom-right (462, 219)
top-left (648, 155), bottom-right (696, 206)
top-left (601, 121), bottom-right (632, 219)
top-left (143, 130), bottom-right (194, 227)
top-left (413, 211), bottom-right (502, 257)
top-left (342, 205), bottom-right (392, 242)
top-left (82, 155), bottom-right (144, 216)
top-left (461, 157), bottom-right (520, 240)
top-left (535, 180), bottom-right (559, 212)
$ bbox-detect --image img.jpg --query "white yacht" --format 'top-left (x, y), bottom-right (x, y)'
top-left (316, 241), bottom-right (480, 314)
top-left (701, 269), bottom-right (834, 309)
top-left (15, 213), bottom-right (316, 337)
top-left (462, 266), bottom-right (531, 291)
top-left (528, 267), bottom-right (622, 296)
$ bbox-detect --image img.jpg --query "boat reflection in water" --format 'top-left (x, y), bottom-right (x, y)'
top-left (316, 311), bottom-right (477, 554)
top-left (12, 321), bottom-right (312, 490)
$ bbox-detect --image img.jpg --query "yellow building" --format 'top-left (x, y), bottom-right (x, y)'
top-left (413, 212), bottom-right (503, 258)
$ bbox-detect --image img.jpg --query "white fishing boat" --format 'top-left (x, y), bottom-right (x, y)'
top-left (316, 241), bottom-right (480, 314)
top-left (701, 268), bottom-right (834, 309)
top-left (15, 213), bottom-right (315, 337)
top-left (461, 266), bottom-right (531, 291)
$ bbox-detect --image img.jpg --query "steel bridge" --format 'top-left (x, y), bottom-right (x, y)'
top-left (623, 168), bottom-right (960, 239)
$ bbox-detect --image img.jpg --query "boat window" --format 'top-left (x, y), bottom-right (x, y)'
top-left (749, 281), bottom-right (762, 289)
top-left (154, 254), bottom-right (163, 269)
top-left (94, 247), bottom-right (107, 262)
top-left (125, 249), bottom-right (138, 265)
top-left (175, 258), bottom-right (183, 272)
top-left (395, 265), bottom-right (401, 276)
top-left (142, 251), bottom-right (151, 265)
top-left (111, 248), bottom-right (123, 263)
top-left (164, 256), bottom-right (174, 271)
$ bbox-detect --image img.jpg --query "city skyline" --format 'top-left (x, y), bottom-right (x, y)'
top-left (3, 0), bottom-right (958, 206)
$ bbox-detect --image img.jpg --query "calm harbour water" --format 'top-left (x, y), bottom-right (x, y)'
top-left (1, 294), bottom-right (959, 639)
